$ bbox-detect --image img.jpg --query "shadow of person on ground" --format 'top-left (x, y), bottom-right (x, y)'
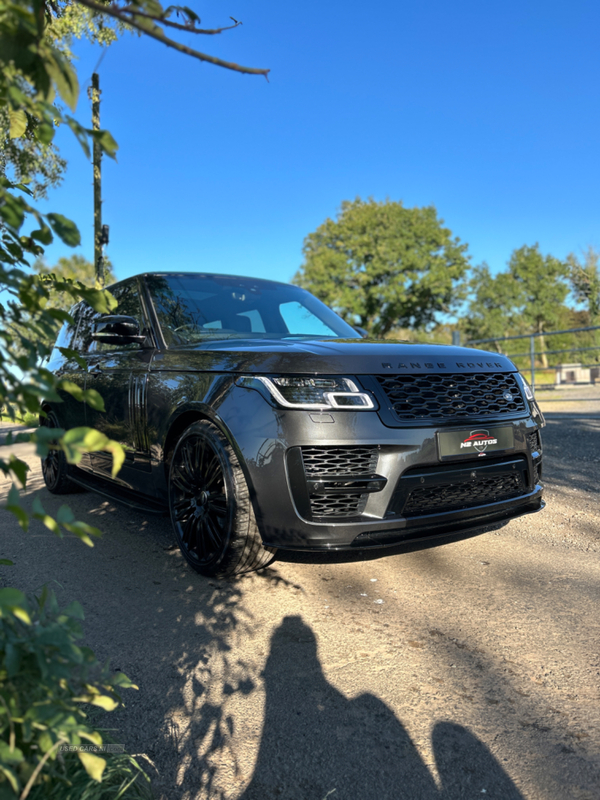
top-left (239, 616), bottom-right (524, 800)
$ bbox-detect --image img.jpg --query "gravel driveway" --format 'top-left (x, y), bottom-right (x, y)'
top-left (1, 403), bottom-right (599, 800)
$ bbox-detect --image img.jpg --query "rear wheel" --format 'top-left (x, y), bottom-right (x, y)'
top-left (41, 411), bottom-right (79, 494)
top-left (168, 420), bottom-right (276, 577)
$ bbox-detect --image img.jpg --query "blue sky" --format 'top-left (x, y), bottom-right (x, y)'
top-left (38, 0), bottom-right (600, 288)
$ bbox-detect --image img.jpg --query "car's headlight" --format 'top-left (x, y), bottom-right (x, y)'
top-left (238, 376), bottom-right (376, 410)
top-left (519, 374), bottom-right (535, 400)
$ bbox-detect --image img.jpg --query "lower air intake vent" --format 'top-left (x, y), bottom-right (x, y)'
top-left (527, 431), bottom-right (542, 454)
top-left (310, 493), bottom-right (368, 518)
top-left (301, 446), bottom-right (379, 476)
top-left (403, 473), bottom-right (525, 517)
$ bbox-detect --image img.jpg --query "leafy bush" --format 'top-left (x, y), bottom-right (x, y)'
top-left (0, 587), bottom-right (141, 799)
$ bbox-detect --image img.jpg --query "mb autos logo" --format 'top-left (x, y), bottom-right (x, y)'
top-left (460, 429), bottom-right (498, 454)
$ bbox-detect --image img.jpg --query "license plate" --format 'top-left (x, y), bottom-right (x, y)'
top-left (437, 426), bottom-right (515, 460)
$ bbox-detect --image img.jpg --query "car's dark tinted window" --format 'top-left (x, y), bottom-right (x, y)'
top-left (145, 274), bottom-right (359, 346)
top-left (72, 281), bottom-right (145, 353)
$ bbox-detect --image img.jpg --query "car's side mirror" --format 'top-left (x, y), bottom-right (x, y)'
top-left (354, 326), bottom-right (369, 339)
top-left (91, 315), bottom-right (147, 345)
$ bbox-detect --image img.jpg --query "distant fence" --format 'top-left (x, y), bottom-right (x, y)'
top-left (465, 325), bottom-right (600, 397)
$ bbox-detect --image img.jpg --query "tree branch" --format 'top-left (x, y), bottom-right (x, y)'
top-left (74, 0), bottom-right (270, 78)
top-left (120, 6), bottom-right (242, 35)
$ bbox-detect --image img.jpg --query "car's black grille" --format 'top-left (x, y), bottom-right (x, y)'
top-left (310, 492), bottom-right (368, 518)
top-left (402, 473), bottom-right (525, 517)
top-left (301, 446), bottom-right (379, 476)
top-left (376, 372), bottom-right (526, 422)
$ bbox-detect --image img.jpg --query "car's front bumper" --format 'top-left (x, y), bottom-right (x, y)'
top-left (222, 387), bottom-right (544, 551)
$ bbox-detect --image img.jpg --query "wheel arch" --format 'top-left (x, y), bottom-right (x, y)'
top-left (162, 405), bottom-right (257, 500)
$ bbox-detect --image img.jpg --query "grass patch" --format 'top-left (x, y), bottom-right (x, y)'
top-left (0, 410), bottom-right (39, 427)
top-left (28, 748), bottom-right (154, 800)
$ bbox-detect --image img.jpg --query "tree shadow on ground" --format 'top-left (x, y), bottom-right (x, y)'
top-left (237, 615), bottom-right (523, 800)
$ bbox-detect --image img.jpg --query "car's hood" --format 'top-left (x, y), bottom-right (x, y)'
top-left (150, 338), bottom-right (517, 375)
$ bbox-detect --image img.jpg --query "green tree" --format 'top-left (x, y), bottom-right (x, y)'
top-left (508, 244), bottom-right (569, 367)
top-left (463, 263), bottom-right (524, 348)
top-left (34, 253), bottom-right (117, 309)
top-left (568, 246), bottom-right (600, 325)
top-left (293, 197), bottom-right (470, 337)
top-left (465, 245), bottom-right (570, 367)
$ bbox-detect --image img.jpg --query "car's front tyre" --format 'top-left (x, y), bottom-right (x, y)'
top-left (168, 420), bottom-right (276, 577)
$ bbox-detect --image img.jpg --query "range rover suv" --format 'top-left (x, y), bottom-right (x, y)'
top-left (42, 272), bottom-right (545, 577)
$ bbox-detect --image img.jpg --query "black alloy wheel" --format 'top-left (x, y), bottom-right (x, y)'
top-left (41, 411), bottom-right (79, 494)
top-left (168, 420), bottom-right (275, 577)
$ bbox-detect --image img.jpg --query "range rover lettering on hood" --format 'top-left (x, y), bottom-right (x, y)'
top-left (382, 360), bottom-right (505, 369)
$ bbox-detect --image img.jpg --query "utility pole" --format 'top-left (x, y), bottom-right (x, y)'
top-left (91, 73), bottom-right (104, 288)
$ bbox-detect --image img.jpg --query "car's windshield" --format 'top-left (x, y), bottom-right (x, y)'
top-left (144, 273), bottom-right (360, 346)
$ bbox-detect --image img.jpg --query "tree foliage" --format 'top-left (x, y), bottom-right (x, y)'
top-left (466, 245), bottom-right (569, 339)
top-left (7, 256), bottom-right (117, 358)
top-left (507, 244), bottom-right (569, 336)
top-left (0, 0), bottom-right (126, 199)
top-left (293, 198), bottom-right (470, 336)
top-left (0, 586), bottom-right (138, 797)
top-left (568, 246), bottom-right (600, 325)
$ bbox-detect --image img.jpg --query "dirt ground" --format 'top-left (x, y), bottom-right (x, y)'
top-left (1, 400), bottom-right (599, 800)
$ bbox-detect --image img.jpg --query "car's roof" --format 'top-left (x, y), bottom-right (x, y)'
top-left (106, 272), bottom-right (295, 291)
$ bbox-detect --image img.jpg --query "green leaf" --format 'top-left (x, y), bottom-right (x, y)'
top-left (4, 642), bottom-right (21, 677)
top-left (62, 600), bottom-right (85, 619)
top-left (0, 587), bottom-right (31, 624)
top-left (57, 348), bottom-right (88, 369)
top-left (78, 751), bottom-right (106, 783)
top-left (74, 694), bottom-right (118, 711)
top-left (34, 120), bottom-right (55, 145)
top-left (30, 225), bottom-right (53, 245)
top-left (0, 764), bottom-right (20, 793)
top-left (58, 380), bottom-right (84, 403)
top-left (60, 428), bottom-right (124, 477)
top-left (0, 742), bottom-right (24, 765)
top-left (8, 109), bottom-right (27, 139)
top-left (32, 497), bottom-right (60, 536)
top-left (82, 389), bottom-right (105, 411)
top-left (47, 214), bottom-right (81, 247)
top-left (89, 129), bottom-right (119, 160)
top-left (46, 50), bottom-right (79, 112)
top-left (5, 484), bottom-right (28, 531)
top-left (0, 194), bottom-right (26, 230)
top-left (62, 521), bottom-right (102, 547)
top-left (8, 456), bottom-right (29, 487)
top-left (56, 505), bottom-right (75, 525)
top-left (0, 559), bottom-right (14, 566)
top-left (109, 672), bottom-right (139, 690)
